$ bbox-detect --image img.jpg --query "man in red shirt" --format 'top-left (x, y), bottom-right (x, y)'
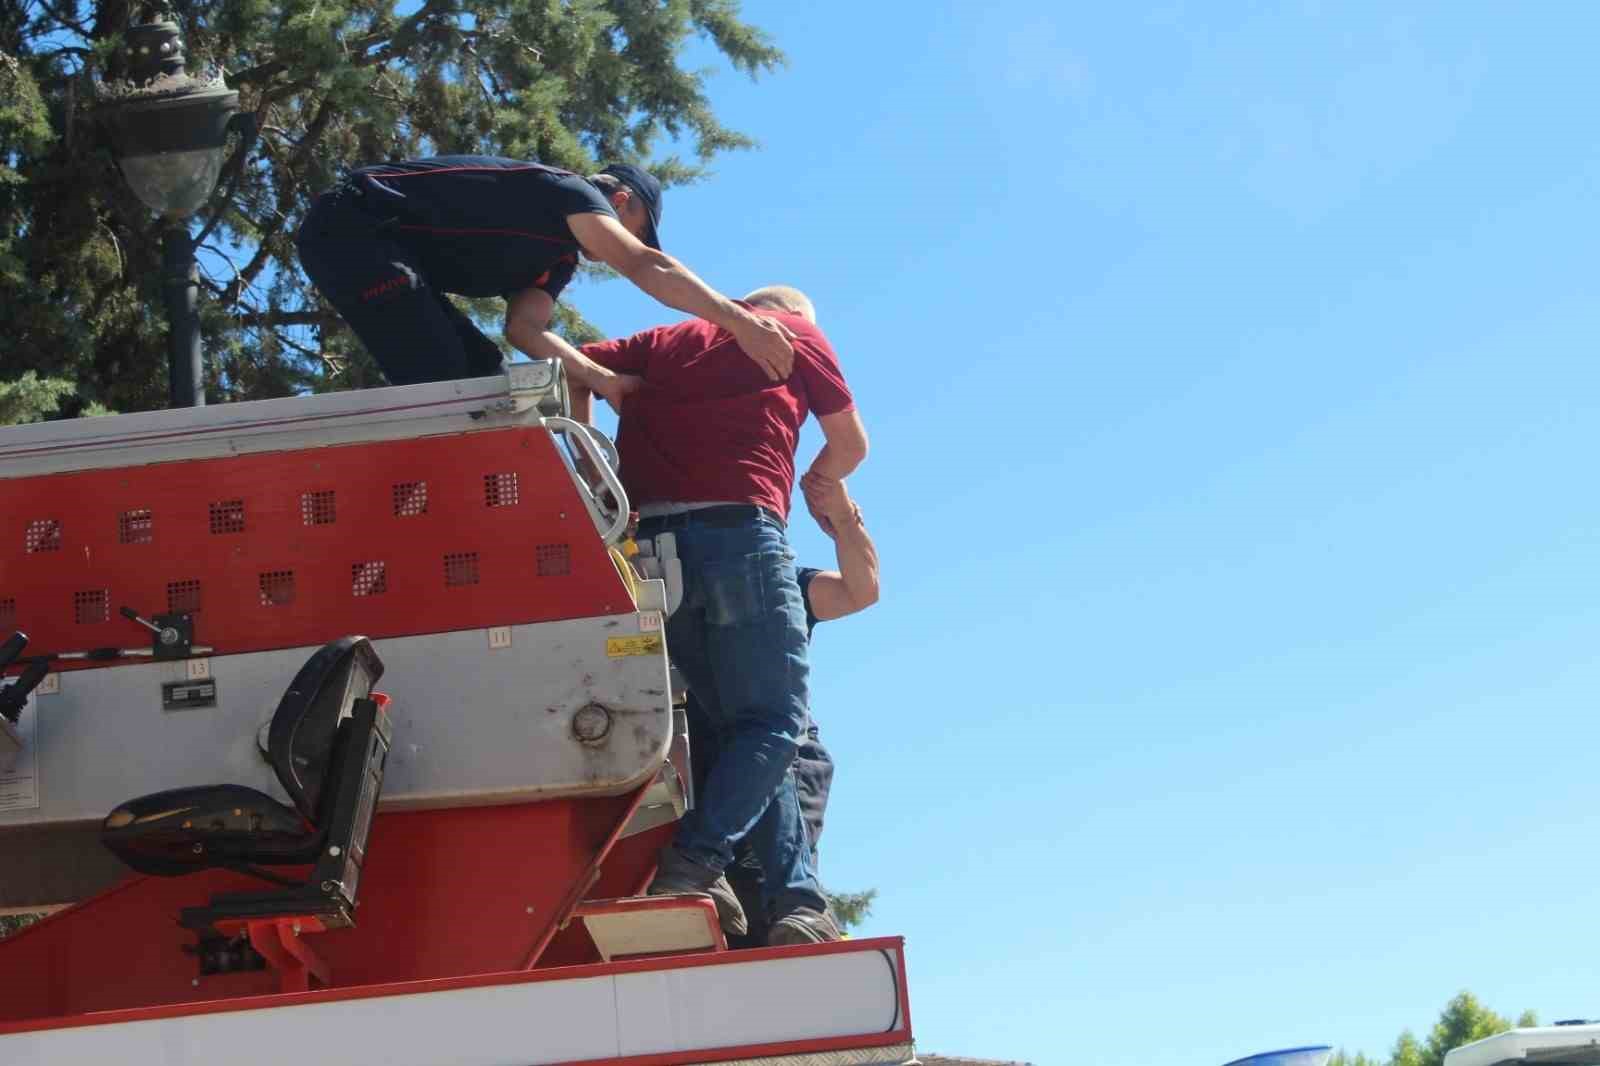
top-left (575, 286), bottom-right (867, 945)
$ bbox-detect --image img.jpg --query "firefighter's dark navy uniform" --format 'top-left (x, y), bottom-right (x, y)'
top-left (296, 156), bottom-right (627, 385)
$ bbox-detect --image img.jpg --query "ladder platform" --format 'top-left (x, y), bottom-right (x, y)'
top-left (574, 893), bottom-right (727, 962)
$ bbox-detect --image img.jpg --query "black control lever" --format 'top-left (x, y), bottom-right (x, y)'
top-left (0, 632), bottom-right (26, 673)
top-left (120, 606), bottom-right (195, 660)
top-left (0, 659), bottom-right (48, 725)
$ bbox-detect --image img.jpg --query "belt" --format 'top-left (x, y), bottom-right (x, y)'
top-left (636, 504), bottom-right (784, 530)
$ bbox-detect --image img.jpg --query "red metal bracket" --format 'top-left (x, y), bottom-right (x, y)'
top-left (218, 917), bottom-right (331, 994)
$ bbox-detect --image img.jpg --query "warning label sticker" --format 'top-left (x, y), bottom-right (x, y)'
top-left (606, 635), bottom-right (664, 658)
top-left (0, 679), bottom-right (39, 812)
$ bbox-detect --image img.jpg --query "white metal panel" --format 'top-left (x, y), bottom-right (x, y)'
top-left (2, 944), bottom-right (909, 1066)
top-left (1, 976), bottom-right (618, 1066)
top-left (1444, 1025), bottom-right (1600, 1066)
top-left (0, 375), bottom-right (537, 478)
top-left (0, 611), bottom-right (672, 829)
top-left (615, 949), bottom-right (904, 1058)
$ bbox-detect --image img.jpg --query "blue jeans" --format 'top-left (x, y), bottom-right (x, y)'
top-left (641, 512), bottom-right (827, 918)
top-left (702, 706), bottom-right (835, 943)
top-left (691, 702), bottom-right (834, 868)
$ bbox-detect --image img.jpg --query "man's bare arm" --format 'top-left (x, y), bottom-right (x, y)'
top-left (566, 212), bottom-right (795, 381)
top-left (806, 408), bottom-right (869, 483)
top-left (806, 488), bottom-right (880, 622)
top-left (568, 379), bottom-right (595, 424)
top-left (800, 409), bottom-right (868, 531)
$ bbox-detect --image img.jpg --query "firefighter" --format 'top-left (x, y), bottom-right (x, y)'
top-left (296, 157), bottom-right (794, 398)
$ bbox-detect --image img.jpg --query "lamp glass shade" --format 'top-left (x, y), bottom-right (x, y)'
top-left (98, 69), bottom-right (239, 218)
top-left (118, 146), bottom-right (227, 217)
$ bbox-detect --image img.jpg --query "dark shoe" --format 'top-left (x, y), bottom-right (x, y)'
top-left (648, 870), bottom-right (748, 938)
top-left (766, 906), bottom-right (841, 946)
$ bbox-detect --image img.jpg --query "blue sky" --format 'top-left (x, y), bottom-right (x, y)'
top-left (567, 4), bottom-right (1600, 1063)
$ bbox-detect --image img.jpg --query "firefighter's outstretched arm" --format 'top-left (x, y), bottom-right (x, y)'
top-left (566, 212), bottom-right (796, 381)
top-left (504, 287), bottom-right (638, 415)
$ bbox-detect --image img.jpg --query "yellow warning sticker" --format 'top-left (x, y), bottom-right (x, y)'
top-left (607, 634), bottom-right (664, 658)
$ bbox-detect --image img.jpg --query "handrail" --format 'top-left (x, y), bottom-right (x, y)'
top-left (577, 421), bottom-right (620, 468)
top-left (542, 416), bottom-right (629, 545)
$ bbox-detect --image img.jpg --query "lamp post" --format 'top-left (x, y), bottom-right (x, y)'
top-left (97, 20), bottom-right (248, 408)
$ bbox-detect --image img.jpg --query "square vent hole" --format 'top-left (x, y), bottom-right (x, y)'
top-left (167, 579), bottom-right (202, 615)
top-left (536, 544), bottom-right (571, 577)
top-left (74, 589), bottom-right (108, 625)
top-left (484, 472), bottom-right (520, 508)
top-left (209, 500), bottom-right (246, 535)
top-left (259, 570), bottom-right (295, 607)
top-left (352, 561), bottom-right (388, 597)
top-left (393, 481), bottom-right (428, 517)
top-left (444, 552), bottom-right (480, 587)
top-left (119, 509), bottom-right (153, 544)
top-left (301, 490), bottom-right (337, 526)
top-left (26, 519), bottom-right (62, 553)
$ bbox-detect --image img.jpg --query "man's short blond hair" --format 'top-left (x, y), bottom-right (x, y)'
top-left (743, 285), bottom-right (816, 324)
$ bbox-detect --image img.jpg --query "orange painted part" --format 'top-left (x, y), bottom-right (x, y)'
top-left (240, 918), bottom-right (331, 993)
top-left (0, 790), bottom-right (645, 1023)
top-left (0, 427), bottom-right (632, 662)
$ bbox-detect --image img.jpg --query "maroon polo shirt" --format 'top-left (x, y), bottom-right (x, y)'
top-left (582, 309), bottom-right (854, 521)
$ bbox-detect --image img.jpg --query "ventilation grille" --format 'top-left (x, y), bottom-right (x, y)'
top-left (444, 552), bottom-right (480, 587)
top-left (209, 499), bottom-right (246, 535)
top-left (301, 490), bottom-right (337, 526)
top-left (536, 543), bottom-right (571, 577)
top-left (484, 472), bottom-right (520, 508)
top-left (259, 570), bottom-right (295, 607)
top-left (26, 519), bottom-right (62, 553)
top-left (74, 589), bottom-right (108, 625)
top-left (12, 465), bottom-right (596, 630)
top-left (119, 509), bottom-right (154, 544)
top-left (167, 579), bottom-right (202, 615)
top-left (392, 481), bottom-right (428, 517)
top-left (352, 561), bottom-right (388, 597)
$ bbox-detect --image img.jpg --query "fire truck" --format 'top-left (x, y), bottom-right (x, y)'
top-left (0, 364), bottom-right (915, 1065)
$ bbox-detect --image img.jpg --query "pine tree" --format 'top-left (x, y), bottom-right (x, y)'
top-left (1329, 992), bottom-right (1534, 1066)
top-left (827, 888), bottom-right (877, 932)
top-left (0, 912), bottom-right (41, 938)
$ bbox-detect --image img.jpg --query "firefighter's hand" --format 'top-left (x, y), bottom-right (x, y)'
top-left (732, 314), bottom-right (796, 381)
top-left (801, 471), bottom-right (845, 538)
top-left (594, 372), bottom-right (643, 414)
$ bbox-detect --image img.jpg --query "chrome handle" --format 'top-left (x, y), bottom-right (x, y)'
top-left (543, 416), bottom-right (630, 544)
top-left (577, 420), bottom-right (620, 468)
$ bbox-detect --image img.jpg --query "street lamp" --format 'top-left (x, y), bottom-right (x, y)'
top-left (97, 19), bottom-right (251, 408)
